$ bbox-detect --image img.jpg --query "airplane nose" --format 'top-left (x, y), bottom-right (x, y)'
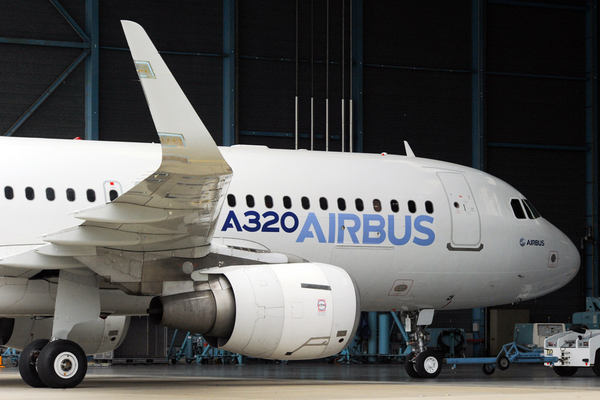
top-left (557, 230), bottom-right (580, 282)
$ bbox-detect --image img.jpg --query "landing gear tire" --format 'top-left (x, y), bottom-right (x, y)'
top-left (37, 340), bottom-right (87, 388)
top-left (415, 350), bottom-right (442, 379)
top-left (481, 364), bottom-right (496, 376)
top-left (552, 366), bottom-right (578, 377)
top-left (404, 352), bottom-right (421, 378)
top-left (18, 339), bottom-right (49, 388)
top-left (496, 355), bottom-right (510, 371)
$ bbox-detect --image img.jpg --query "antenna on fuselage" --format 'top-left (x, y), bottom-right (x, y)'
top-left (404, 141), bottom-right (416, 157)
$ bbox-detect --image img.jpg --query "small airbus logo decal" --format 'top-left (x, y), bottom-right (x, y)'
top-left (521, 238), bottom-right (545, 247)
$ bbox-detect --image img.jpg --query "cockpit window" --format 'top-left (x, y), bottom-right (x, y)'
top-left (510, 199), bottom-right (526, 219)
top-left (522, 199), bottom-right (541, 219)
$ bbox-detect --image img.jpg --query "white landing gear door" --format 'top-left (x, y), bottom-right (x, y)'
top-left (52, 269), bottom-right (100, 340)
top-left (438, 172), bottom-right (482, 250)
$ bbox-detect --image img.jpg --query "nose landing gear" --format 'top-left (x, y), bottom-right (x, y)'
top-left (403, 309), bottom-right (444, 379)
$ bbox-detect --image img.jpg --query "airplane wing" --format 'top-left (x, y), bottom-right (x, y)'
top-left (44, 21), bottom-right (232, 254)
top-left (0, 22), bottom-right (234, 279)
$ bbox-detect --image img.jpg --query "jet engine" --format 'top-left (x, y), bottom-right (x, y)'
top-left (0, 315), bottom-right (130, 355)
top-left (148, 263), bottom-right (360, 360)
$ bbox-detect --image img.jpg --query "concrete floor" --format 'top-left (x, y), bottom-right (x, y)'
top-left (1, 361), bottom-right (600, 399)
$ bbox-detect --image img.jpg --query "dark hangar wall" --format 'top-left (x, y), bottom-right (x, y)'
top-left (0, 1), bottom-right (595, 328)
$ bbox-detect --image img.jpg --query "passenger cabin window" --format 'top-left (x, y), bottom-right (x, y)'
top-left (246, 195), bottom-right (255, 208)
top-left (109, 190), bottom-right (119, 202)
top-left (283, 196), bottom-right (292, 209)
top-left (510, 199), bottom-right (526, 219)
top-left (425, 201), bottom-right (434, 214)
top-left (355, 198), bottom-right (364, 212)
top-left (25, 187), bottom-right (34, 200)
top-left (227, 194), bottom-right (236, 207)
top-left (87, 189), bottom-right (96, 202)
top-left (301, 196), bottom-right (310, 210)
top-left (408, 200), bottom-right (416, 213)
top-left (5, 186), bottom-right (14, 200)
top-left (373, 199), bottom-right (382, 212)
top-left (265, 195), bottom-right (273, 209)
top-left (46, 188), bottom-right (55, 201)
top-left (337, 198), bottom-right (346, 211)
top-left (391, 199), bottom-right (399, 213)
top-left (319, 197), bottom-right (328, 210)
top-left (66, 188), bottom-right (75, 202)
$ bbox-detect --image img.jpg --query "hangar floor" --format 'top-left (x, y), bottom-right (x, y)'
top-left (1, 361), bottom-right (600, 399)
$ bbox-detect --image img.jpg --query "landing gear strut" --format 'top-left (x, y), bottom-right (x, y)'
top-left (19, 270), bottom-right (100, 388)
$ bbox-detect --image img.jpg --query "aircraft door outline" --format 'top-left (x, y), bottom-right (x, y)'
top-left (103, 181), bottom-right (123, 203)
top-left (437, 172), bottom-right (482, 250)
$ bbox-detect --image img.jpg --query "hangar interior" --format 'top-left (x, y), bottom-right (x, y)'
top-left (0, 0), bottom-right (597, 361)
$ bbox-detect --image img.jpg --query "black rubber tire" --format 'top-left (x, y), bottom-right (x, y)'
top-left (593, 349), bottom-right (600, 377)
top-left (415, 350), bottom-right (442, 379)
top-left (496, 355), bottom-right (510, 371)
top-left (404, 352), bottom-right (421, 378)
top-left (18, 339), bottom-right (49, 388)
top-left (552, 366), bottom-right (578, 377)
top-left (37, 340), bottom-right (87, 388)
top-left (481, 364), bottom-right (496, 376)
top-left (592, 363), bottom-right (600, 377)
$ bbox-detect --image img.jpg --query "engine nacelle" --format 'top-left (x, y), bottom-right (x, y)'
top-left (149, 262), bottom-right (360, 360)
top-left (0, 315), bottom-right (130, 355)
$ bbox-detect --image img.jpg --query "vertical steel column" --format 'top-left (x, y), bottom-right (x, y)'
top-left (585, 0), bottom-right (599, 297)
top-left (368, 311), bottom-right (377, 362)
top-left (471, 0), bottom-right (485, 170)
top-left (223, 0), bottom-right (236, 146)
top-left (351, 0), bottom-right (363, 153)
top-left (85, 0), bottom-right (99, 140)
top-left (471, 0), bottom-right (486, 356)
top-left (378, 313), bottom-right (390, 356)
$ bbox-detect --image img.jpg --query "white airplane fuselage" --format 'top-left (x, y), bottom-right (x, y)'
top-left (0, 136), bottom-right (580, 313)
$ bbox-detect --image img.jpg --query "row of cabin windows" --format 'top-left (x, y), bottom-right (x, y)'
top-left (510, 198), bottom-right (541, 220)
top-left (227, 194), bottom-right (434, 214)
top-left (3, 186), bottom-right (105, 203)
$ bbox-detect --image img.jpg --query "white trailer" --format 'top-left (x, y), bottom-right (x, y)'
top-left (544, 326), bottom-right (600, 377)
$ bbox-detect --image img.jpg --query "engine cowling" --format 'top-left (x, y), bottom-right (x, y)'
top-left (0, 315), bottom-right (130, 355)
top-left (148, 262), bottom-right (360, 360)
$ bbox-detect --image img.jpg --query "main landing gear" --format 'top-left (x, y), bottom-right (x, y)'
top-left (19, 339), bottom-right (87, 388)
top-left (19, 269), bottom-right (99, 388)
top-left (403, 309), bottom-right (444, 379)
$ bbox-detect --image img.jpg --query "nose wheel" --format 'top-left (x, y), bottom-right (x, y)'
top-left (18, 339), bottom-right (87, 388)
top-left (415, 350), bottom-right (443, 378)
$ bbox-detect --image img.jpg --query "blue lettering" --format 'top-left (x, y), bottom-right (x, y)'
top-left (296, 212), bottom-right (327, 243)
top-left (281, 212), bottom-right (299, 233)
top-left (363, 214), bottom-right (386, 244)
top-left (388, 215), bottom-right (411, 245)
top-left (221, 210), bottom-right (242, 232)
top-left (328, 213), bottom-right (336, 243)
top-left (337, 213), bottom-right (361, 244)
top-left (242, 211), bottom-right (261, 232)
top-left (223, 210), bottom-right (436, 247)
top-left (413, 215), bottom-right (435, 246)
top-left (261, 211), bottom-right (279, 232)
